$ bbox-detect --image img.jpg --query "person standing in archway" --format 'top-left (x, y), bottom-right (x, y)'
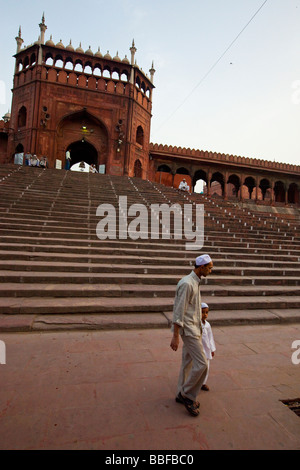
top-left (65, 150), bottom-right (71, 170)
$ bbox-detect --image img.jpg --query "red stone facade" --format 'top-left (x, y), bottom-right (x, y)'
top-left (3, 18), bottom-right (154, 178)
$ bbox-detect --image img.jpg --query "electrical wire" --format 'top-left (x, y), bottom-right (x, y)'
top-left (155, 0), bottom-right (269, 131)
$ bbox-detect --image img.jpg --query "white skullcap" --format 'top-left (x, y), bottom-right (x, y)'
top-left (195, 254), bottom-right (212, 266)
top-left (201, 302), bottom-right (209, 309)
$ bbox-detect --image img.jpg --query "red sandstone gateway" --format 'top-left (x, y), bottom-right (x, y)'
top-left (0, 14), bottom-right (299, 206)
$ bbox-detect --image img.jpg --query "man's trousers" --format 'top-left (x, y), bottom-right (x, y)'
top-left (177, 333), bottom-right (208, 402)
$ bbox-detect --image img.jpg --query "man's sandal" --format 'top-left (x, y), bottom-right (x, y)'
top-left (176, 392), bottom-right (200, 417)
top-left (176, 393), bottom-right (200, 408)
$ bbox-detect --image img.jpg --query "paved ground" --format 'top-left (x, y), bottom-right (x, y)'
top-left (0, 322), bottom-right (300, 451)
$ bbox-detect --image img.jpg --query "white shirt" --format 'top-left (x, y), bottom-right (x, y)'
top-left (172, 271), bottom-right (202, 338)
top-left (201, 320), bottom-right (216, 360)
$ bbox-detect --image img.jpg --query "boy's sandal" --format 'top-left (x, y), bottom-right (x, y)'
top-left (201, 384), bottom-right (210, 391)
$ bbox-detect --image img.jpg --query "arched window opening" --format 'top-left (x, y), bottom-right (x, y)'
top-left (243, 176), bottom-right (255, 199)
top-left (103, 68), bottom-right (111, 79)
top-left (17, 106), bottom-right (27, 128)
top-left (136, 126), bottom-right (144, 147)
top-left (93, 66), bottom-right (102, 76)
top-left (157, 165), bottom-right (171, 173)
top-left (84, 65), bottom-right (93, 74)
top-left (227, 174), bottom-right (240, 198)
top-left (193, 170), bottom-right (207, 194)
top-left (23, 56), bottom-right (30, 68)
top-left (134, 159), bottom-right (142, 178)
top-left (45, 56), bottom-right (54, 66)
top-left (274, 181), bottom-right (285, 203)
top-left (15, 143), bottom-right (24, 153)
top-left (176, 167), bottom-right (190, 176)
top-left (65, 60), bottom-right (73, 71)
top-left (55, 59), bottom-right (64, 68)
top-left (112, 71), bottom-right (119, 80)
top-left (74, 62), bottom-right (83, 72)
top-left (211, 172), bottom-right (224, 197)
top-left (288, 183), bottom-right (299, 204)
top-left (259, 178), bottom-right (271, 201)
top-left (121, 72), bottom-right (128, 82)
top-left (30, 53), bottom-right (36, 66)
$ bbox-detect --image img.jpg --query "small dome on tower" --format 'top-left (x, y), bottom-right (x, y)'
top-left (2, 111), bottom-right (11, 123)
top-left (122, 55), bottom-right (130, 64)
top-left (66, 40), bottom-right (74, 51)
top-left (76, 42), bottom-right (84, 53)
top-left (56, 39), bottom-right (65, 49)
top-left (113, 51), bottom-right (121, 62)
top-left (95, 47), bottom-right (102, 58)
top-left (85, 45), bottom-right (93, 56)
top-left (104, 50), bottom-right (112, 60)
top-left (45, 35), bottom-right (55, 46)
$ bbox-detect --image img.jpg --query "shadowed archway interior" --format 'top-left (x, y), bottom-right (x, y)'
top-left (67, 140), bottom-right (98, 167)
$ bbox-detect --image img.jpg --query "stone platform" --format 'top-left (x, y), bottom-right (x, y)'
top-left (0, 323), bottom-right (299, 450)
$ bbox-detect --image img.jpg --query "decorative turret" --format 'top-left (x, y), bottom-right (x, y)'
top-left (149, 61), bottom-right (155, 84)
top-left (15, 26), bottom-right (24, 53)
top-left (130, 39), bottom-right (137, 65)
top-left (39, 12), bottom-right (47, 44)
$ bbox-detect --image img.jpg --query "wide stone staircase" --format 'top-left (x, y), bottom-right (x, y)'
top-left (0, 164), bottom-right (299, 331)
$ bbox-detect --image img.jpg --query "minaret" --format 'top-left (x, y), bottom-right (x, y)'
top-left (129, 39), bottom-right (137, 85)
top-left (130, 39), bottom-right (137, 65)
top-left (15, 26), bottom-right (24, 53)
top-left (149, 61), bottom-right (156, 84)
top-left (39, 12), bottom-right (47, 44)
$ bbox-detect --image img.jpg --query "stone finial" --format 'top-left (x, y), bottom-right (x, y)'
top-left (149, 61), bottom-right (156, 83)
top-left (39, 12), bottom-right (47, 44)
top-left (130, 39), bottom-right (137, 65)
top-left (15, 26), bottom-right (24, 53)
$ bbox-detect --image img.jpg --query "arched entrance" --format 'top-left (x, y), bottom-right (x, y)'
top-left (56, 109), bottom-right (108, 170)
top-left (67, 140), bottom-right (98, 167)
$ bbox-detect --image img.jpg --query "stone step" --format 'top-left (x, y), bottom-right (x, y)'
top-left (0, 236), bottom-right (299, 256)
top-left (0, 249), bottom-right (299, 268)
top-left (0, 282), bottom-right (299, 298)
top-left (0, 243), bottom-right (299, 261)
top-left (0, 270), bottom-right (299, 286)
top-left (1, 307), bottom-right (299, 332)
top-left (0, 259), bottom-right (299, 276)
top-left (0, 295), bottom-right (299, 315)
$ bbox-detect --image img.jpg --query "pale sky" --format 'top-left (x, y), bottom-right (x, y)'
top-left (0, 0), bottom-right (299, 166)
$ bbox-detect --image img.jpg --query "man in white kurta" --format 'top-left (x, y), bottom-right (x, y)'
top-left (170, 254), bottom-right (213, 416)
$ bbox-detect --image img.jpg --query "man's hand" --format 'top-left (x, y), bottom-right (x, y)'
top-left (170, 334), bottom-right (180, 351)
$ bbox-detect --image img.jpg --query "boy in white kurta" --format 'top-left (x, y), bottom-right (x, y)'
top-left (201, 302), bottom-right (216, 391)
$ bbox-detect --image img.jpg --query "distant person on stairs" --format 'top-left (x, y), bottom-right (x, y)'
top-left (170, 254), bottom-right (213, 417)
